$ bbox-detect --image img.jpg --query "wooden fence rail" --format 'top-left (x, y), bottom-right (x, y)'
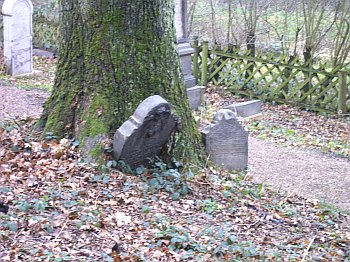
top-left (33, 16), bottom-right (59, 52)
top-left (192, 40), bottom-right (350, 114)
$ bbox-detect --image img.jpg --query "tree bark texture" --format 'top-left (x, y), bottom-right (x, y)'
top-left (39, 0), bottom-right (203, 164)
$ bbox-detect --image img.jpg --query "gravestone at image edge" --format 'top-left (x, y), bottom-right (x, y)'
top-left (2, 0), bottom-right (33, 76)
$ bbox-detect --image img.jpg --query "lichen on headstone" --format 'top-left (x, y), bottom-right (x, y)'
top-left (203, 109), bottom-right (248, 171)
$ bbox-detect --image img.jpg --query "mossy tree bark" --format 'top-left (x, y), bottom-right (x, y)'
top-left (38, 0), bottom-right (203, 164)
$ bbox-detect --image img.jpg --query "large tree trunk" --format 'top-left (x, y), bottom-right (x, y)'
top-left (38, 0), bottom-right (203, 164)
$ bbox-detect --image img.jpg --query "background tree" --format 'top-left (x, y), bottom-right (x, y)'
top-left (209, 0), bottom-right (219, 43)
top-left (188, 0), bottom-right (198, 36)
top-left (231, 0), bottom-right (271, 55)
top-left (302, 0), bottom-right (338, 66)
top-left (222, 0), bottom-right (237, 44)
top-left (261, 0), bottom-right (302, 56)
top-left (331, 1), bottom-right (350, 67)
top-left (38, 1), bottom-right (203, 164)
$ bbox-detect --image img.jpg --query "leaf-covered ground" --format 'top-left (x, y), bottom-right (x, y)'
top-left (0, 120), bottom-right (349, 261)
top-left (0, 56), bottom-right (349, 261)
top-left (0, 55), bottom-right (56, 92)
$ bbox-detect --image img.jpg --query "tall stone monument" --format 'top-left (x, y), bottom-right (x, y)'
top-left (175, 0), bottom-right (204, 109)
top-left (2, 0), bottom-right (33, 76)
top-left (175, 0), bottom-right (195, 88)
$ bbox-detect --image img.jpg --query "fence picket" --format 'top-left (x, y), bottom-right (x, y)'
top-left (194, 41), bottom-right (349, 113)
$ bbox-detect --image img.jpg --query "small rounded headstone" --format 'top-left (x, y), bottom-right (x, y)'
top-left (203, 109), bottom-right (248, 171)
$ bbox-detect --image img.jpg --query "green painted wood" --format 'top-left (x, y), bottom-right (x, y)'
top-left (192, 37), bottom-right (199, 82)
top-left (209, 58), bottom-right (231, 80)
top-left (33, 18), bottom-right (59, 51)
top-left (195, 42), bottom-right (349, 113)
top-left (338, 71), bottom-right (347, 114)
top-left (210, 50), bottom-right (341, 76)
top-left (200, 41), bottom-right (209, 86)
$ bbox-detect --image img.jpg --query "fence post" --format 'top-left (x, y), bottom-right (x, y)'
top-left (201, 41), bottom-right (209, 86)
top-left (192, 36), bottom-right (199, 82)
top-left (338, 71), bottom-right (347, 114)
top-left (211, 44), bottom-right (222, 83)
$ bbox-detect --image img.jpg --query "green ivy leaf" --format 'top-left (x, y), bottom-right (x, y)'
top-left (171, 192), bottom-right (180, 201)
top-left (227, 235), bottom-right (237, 245)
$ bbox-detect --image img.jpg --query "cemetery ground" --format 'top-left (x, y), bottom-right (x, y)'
top-left (0, 57), bottom-right (349, 261)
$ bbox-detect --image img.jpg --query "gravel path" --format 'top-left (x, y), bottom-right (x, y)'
top-left (0, 85), bottom-right (48, 119)
top-left (249, 137), bottom-right (350, 211)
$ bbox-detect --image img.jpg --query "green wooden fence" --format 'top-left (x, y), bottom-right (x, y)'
top-left (32, 16), bottom-right (59, 52)
top-left (192, 40), bottom-right (350, 114)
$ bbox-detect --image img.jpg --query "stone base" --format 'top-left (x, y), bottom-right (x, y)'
top-left (12, 70), bottom-right (43, 78)
top-left (242, 113), bottom-right (264, 121)
top-left (33, 48), bottom-right (55, 58)
top-left (187, 85), bottom-right (206, 110)
top-left (225, 100), bottom-right (262, 118)
top-left (178, 43), bottom-right (194, 76)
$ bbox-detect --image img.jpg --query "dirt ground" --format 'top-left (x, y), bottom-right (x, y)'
top-left (0, 85), bottom-right (48, 120)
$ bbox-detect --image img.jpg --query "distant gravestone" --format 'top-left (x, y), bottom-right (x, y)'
top-left (113, 95), bottom-right (178, 168)
top-left (175, 0), bottom-right (204, 110)
top-left (2, 0), bottom-right (33, 76)
top-left (203, 109), bottom-right (248, 171)
top-left (187, 86), bottom-right (205, 110)
top-left (225, 100), bottom-right (262, 118)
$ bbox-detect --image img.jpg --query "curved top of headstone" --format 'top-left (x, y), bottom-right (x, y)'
top-left (213, 109), bottom-right (236, 121)
top-left (132, 95), bottom-right (170, 124)
top-left (203, 108), bottom-right (248, 171)
top-left (2, 0), bottom-right (33, 16)
top-left (203, 108), bottom-right (245, 135)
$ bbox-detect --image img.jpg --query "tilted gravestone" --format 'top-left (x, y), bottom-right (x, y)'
top-left (203, 109), bottom-right (248, 171)
top-left (2, 0), bottom-right (33, 76)
top-left (113, 95), bottom-right (178, 168)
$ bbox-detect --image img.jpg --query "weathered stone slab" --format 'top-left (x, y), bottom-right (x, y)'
top-left (187, 85), bottom-right (205, 110)
top-left (33, 48), bottom-right (55, 58)
top-left (225, 100), bottom-right (262, 118)
top-left (113, 95), bottom-right (178, 168)
top-left (2, 0), bottom-right (33, 76)
top-left (178, 42), bottom-right (196, 88)
top-left (203, 109), bottom-right (248, 171)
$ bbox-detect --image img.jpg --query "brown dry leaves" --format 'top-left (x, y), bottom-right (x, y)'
top-left (0, 120), bottom-right (349, 261)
